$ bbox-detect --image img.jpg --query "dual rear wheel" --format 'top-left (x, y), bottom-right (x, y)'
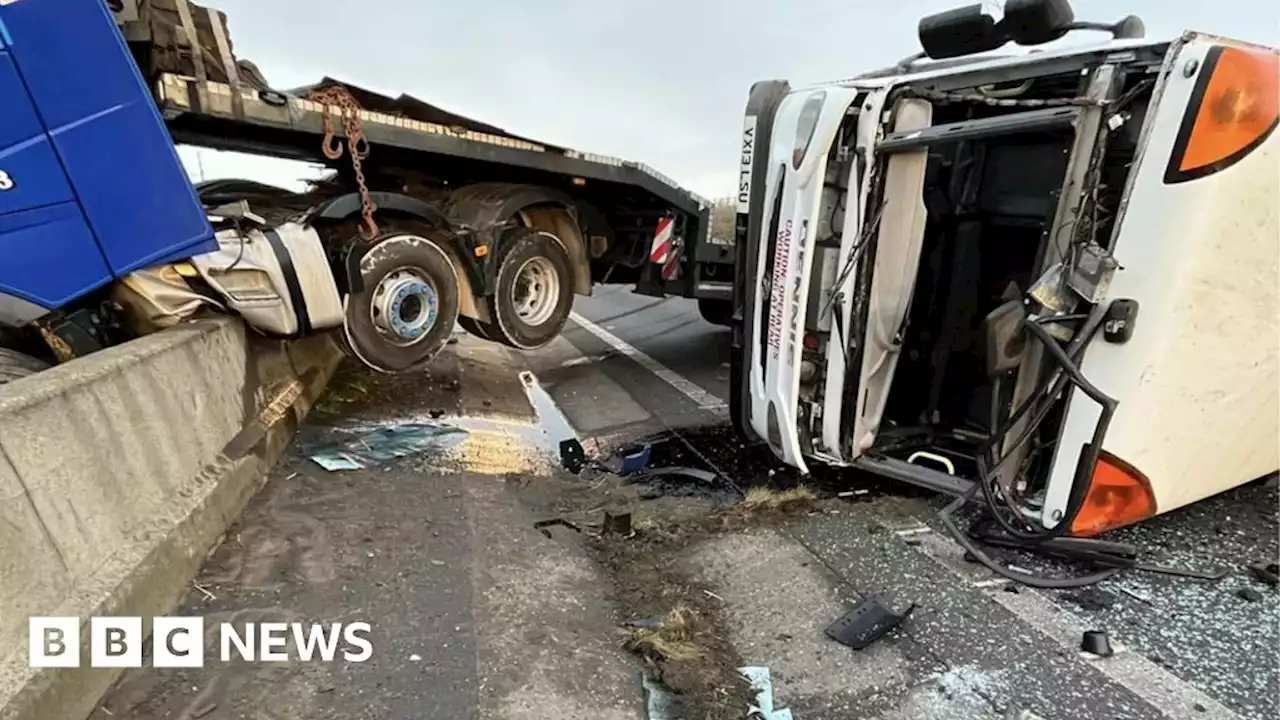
top-left (341, 226), bottom-right (574, 372)
top-left (458, 230), bottom-right (574, 350)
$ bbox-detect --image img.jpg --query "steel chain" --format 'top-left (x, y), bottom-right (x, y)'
top-left (308, 85), bottom-right (380, 240)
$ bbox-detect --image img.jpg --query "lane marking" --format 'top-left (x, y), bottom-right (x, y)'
top-left (569, 312), bottom-right (728, 414)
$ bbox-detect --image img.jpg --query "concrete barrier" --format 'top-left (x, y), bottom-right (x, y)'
top-left (0, 318), bottom-right (343, 720)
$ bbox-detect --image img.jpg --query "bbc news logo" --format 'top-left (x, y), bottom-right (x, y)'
top-left (29, 617), bottom-right (373, 668)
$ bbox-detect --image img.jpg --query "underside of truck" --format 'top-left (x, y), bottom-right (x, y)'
top-left (729, 0), bottom-right (1218, 587)
top-left (863, 67), bottom-right (1155, 510)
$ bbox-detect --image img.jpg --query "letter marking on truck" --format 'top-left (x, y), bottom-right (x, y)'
top-left (767, 220), bottom-right (792, 358)
top-left (738, 117), bottom-right (757, 212)
top-left (0, 171), bottom-right (13, 191)
top-left (788, 220), bottom-right (808, 363)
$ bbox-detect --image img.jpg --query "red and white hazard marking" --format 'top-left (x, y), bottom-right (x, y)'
top-left (649, 216), bottom-right (674, 264)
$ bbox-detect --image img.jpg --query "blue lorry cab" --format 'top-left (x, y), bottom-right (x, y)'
top-left (0, 0), bottom-right (214, 319)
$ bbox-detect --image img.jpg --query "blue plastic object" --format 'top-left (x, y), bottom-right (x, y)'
top-left (0, 0), bottom-right (214, 312)
top-left (619, 443), bottom-right (653, 474)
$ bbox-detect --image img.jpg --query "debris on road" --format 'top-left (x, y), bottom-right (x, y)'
top-left (519, 370), bottom-right (589, 474)
top-left (309, 452), bottom-right (364, 472)
top-left (624, 465), bottom-right (738, 504)
top-left (628, 466), bottom-right (719, 486)
top-left (1117, 587), bottom-right (1153, 605)
top-left (560, 438), bottom-right (588, 474)
top-left (1248, 561), bottom-right (1279, 586)
top-left (603, 511), bottom-right (634, 537)
top-left (1236, 587), bottom-right (1265, 603)
top-left (642, 673), bottom-right (681, 719)
top-left (304, 422), bottom-right (466, 470)
top-left (741, 666), bottom-right (795, 720)
top-left (1080, 630), bottom-right (1114, 658)
top-left (533, 518), bottom-right (583, 538)
top-left (617, 443), bottom-right (654, 475)
top-left (825, 596), bottom-right (916, 650)
top-left (1062, 588), bottom-right (1119, 612)
top-left (624, 604), bottom-right (705, 663)
top-left (640, 664), bottom-right (797, 719)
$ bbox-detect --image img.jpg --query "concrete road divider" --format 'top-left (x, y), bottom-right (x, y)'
top-left (0, 318), bottom-right (343, 720)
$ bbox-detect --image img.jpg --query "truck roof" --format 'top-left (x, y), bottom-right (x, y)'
top-left (155, 73), bottom-right (710, 216)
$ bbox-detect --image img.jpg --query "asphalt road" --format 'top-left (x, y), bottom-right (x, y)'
top-left (95, 287), bottom-right (1278, 720)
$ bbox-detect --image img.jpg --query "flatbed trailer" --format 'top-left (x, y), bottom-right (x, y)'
top-left (152, 72), bottom-right (735, 305)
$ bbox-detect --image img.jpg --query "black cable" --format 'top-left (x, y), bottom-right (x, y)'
top-left (939, 486), bottom-right (1125, 589)
top-left (978, 309), bottom-right (1118, 542)
top-left (987, 306), bottom-right (1108, 462)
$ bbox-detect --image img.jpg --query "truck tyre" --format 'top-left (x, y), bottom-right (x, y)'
top-left (0, 348), bottom-right (50, 385)
top-left (342, 231), bottom-right (460, 373)
top-left (488, 230), bottom-right (574, 350)
top-left (698, 298), bottom-right (733, 328)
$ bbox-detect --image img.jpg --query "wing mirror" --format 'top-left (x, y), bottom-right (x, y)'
top-left (919, 5), bottom-right (1005, 60)
top-left (1002, 0), bottom-right (1075, 46)
top-left (918, 0), bottom-right (1141, 61)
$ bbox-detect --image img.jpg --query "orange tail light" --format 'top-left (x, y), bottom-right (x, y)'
top-left (1165, 44), bottom-right (1280, 184)
top-left (1069, 452), bottom-right (1157, 537)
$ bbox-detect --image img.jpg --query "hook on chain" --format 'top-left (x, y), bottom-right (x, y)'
top-left (308, 85), bottom-right (380, 240)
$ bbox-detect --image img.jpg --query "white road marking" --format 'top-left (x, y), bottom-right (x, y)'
top-left (569, 312), bottom-right (728, 413)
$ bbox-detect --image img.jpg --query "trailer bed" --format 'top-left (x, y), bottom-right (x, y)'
top-left (155, 74), bottom-right (709, 217)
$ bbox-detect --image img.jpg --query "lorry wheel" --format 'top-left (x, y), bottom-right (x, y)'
top-left (489, 230), bottom-right (573, 350)
top-left (342, 232), bottom-right (460, 373)
top-left (698, 298), bottom-right (733, 328)
top-left (0, 348), bottom-right (50, 385)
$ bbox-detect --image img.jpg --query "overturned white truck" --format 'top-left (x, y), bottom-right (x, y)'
top-left (729, 0), bottom-right (1278, 583)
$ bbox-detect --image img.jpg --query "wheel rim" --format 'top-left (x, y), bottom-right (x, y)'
top-left (370, 268), bottom-right (439, 347)
top-left (510, 256), bottom-right (560, 327)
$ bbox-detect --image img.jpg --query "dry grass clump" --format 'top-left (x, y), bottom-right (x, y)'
top-left (623, 603), bottom-right (705, 663)
top-left (739, 485), bottom-right (817, 511)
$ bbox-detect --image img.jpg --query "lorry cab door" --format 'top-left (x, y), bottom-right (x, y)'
top-left (0, 14), bottom-right (113, 312)
top-left (848, 98), bottom-right (934, 456)
top-left (0, 0), bottom-right (214, 282)
top-left (747, 86), bottom-right (860, 472)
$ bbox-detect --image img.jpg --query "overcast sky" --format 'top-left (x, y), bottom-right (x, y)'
top-left (179, 0), bottom-right (1280, 198)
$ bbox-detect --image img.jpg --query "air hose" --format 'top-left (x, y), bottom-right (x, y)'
top-left (939, 306), bottom-right (1122, 588)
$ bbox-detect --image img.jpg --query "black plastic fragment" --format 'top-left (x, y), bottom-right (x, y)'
top-left (559, 438), bottom-right (587, 474)
top-left (1063, 588), bottom-right (1118, 612)
top-left (1237, 587), bottom-right (1265, 603)
top-left (825, 597), bottom-right (915, 650)
top-left (1248, 561), bottom-right (1280, 586)
top-left (628, 466), bottom-right (718, 485)
top-left (1081, 630), bottom-right (1114, 657)
top-left (603, 511), bottom-right (633, 536)
top-left (533, 518), bottom-right (582, 538)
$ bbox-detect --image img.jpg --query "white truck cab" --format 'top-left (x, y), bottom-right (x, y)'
top-left (729, 0), bottom-right (1278, 548)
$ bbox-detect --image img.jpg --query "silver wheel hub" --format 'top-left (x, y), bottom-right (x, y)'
top-left (371, 269), bottom-right (438, 345)
top-left (510, 256), bottom-right (560, 327)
